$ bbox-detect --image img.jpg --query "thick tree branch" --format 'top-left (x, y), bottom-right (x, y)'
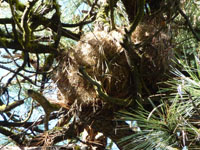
top-left (27, 103), bottom-right (135, 149)
top-left (0, 112), bottom-right (60, 128)
top-left (0, 17), bottom-right (89, 40)
top-left (0, 100), bottom-right (24, 112)
top-left (0, 127), bottom-right (23, 145)
top-left (0, 18), bottom-right (14, 24)
top-left (27, 90), bottom-right (60, 114)
top-left (27, 90), bottom-right (60, 130)
top-left (0, 18), bottom-right (80, 42)
top-left (0, 37), bottom-right (58, 54)
top-left (31, 15), bottom-right (80, 41)
top-left (28, 120), bottom-right (84, 146)
top-left (121, 0), bottom-right (137, 22)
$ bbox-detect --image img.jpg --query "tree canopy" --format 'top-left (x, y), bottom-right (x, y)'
top-left (0, 0), bottom-right (200, 149)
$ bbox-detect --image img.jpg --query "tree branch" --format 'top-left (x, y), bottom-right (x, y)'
top-left (127, 0), bottom-right (145, 35)
top-left (27, 90), bottom-right (60, 130)
top-left (0, 127), bottom-right (23, 145)
top-left (178, 6), bottom-right (200, 41)
top-left (28, 120), bottom-right (84, 146)
top-left (0, 100), bottom-right (24, 112)
top-left (0, 37), bottom-right (58, 54)
top-left (0, 64), bottom-right (36, 85)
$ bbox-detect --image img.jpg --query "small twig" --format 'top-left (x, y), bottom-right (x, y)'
top-left (2, 45), bottom-right (54, 76)
top-left (5, 52), bottom-right (28, 88)
top-left (3, 46), bottom-right (20, 67)
top-left (147, 103), bottom-right (164, 121)
top-left (8, 0), bottom-right (23, 32)
top-left (34, 53), bottom-right (40, 84)
top-left (0, 71), bottom-right (11, 83)
top-left (16, 76), bottom-right (22, 101)
top-left (62, 16), bottom-right (96, 28)
top-left (0, 64), bottom-right (36, 86)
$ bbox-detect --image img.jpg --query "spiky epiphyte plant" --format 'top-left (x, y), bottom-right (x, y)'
top-left (117, 54), bottom-right (200, 150)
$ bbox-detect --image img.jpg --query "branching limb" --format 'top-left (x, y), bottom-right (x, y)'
top-left (27, 90), bottom-right (60, 130)
top-left (0, 64), bottom-right (38, 85)
top-left (62, 16), bottom-right (96, 28)
top-left (28, 119), bottom-right (84, 146)
top-left (0, 126), bottom-right (23, 145)
top-left (8, 0), bottom-right (23, 32)
top-left (0, 99), bottom-right (34, 128)
top-left (31, 15), bottom-right (80, 41)
top-left (0, 112), bottom-right (59, 130)
top-left (0, 14), bottom-right (80, 42)
top-left (120, 0), bottom-right (145, 100)
top-left (21, 0), bottom-right (38, 49)
top-left (127, 0), bottom-right (145, 36)
top-left (5, 51), bottom-right (29, 88)
top-left (0, 37), bottom-right (58, 54)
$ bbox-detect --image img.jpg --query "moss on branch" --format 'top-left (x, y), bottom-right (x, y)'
top-left (0, 126), bottom-right (23, 145)
top-left (0, 37), bottom-right (58, 54)
top-left (0, 100), bottom-right (24, 112)
top-left (27, 90), bottom-right (60, 130)
top-left (27, 90), bottom-right (60, 114)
